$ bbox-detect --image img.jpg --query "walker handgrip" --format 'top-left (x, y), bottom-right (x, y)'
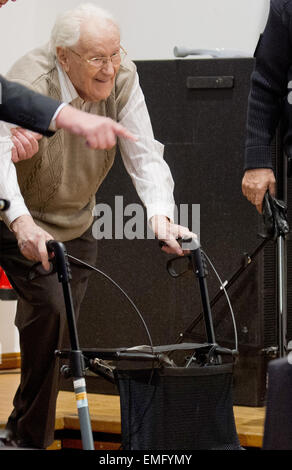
top-left (46, 239), bottom-right (57, 255)
top-left (46, 240), bottom-right (72, 283)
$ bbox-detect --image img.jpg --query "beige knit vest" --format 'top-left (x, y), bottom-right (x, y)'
top-left (6, 44), bottom-right (136, 241)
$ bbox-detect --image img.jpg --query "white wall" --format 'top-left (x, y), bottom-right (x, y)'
top-left (0, 300), bottom-right (18, 356)
top-left (0, 0), bottom-right (270, 353)
top-left (0, 0), bottom-right (270, 74)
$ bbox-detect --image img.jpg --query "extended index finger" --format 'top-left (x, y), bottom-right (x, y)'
top-left (114, 123), bottom-right (138, 142)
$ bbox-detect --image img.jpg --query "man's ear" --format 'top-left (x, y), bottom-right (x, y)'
top-left (56, 47), bottom-right (70, 72)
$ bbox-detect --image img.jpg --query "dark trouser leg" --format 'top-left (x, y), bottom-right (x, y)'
top-left (0, 222), bottom-right (97, 448)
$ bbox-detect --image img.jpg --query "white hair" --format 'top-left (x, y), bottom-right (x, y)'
top-left (50, 3), bottom-right (118, 55)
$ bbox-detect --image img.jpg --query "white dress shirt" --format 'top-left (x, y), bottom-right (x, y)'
top-left (0, 62), bottom-right (175, 228)
top-left (0, 125), bottom-right (30, 224)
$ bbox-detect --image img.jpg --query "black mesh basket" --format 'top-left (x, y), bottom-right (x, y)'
top-left (115, 363), bottom-right (241, 450)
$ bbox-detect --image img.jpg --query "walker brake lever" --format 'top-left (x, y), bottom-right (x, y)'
top-left (166, 255), bottom-right (192, 278)
top-left (159, 238), bottom-right (193, 278)
top-left (159, 236), bottom-right (204, 278)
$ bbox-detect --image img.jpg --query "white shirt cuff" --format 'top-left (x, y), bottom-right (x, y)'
top-left (0, 132), bottom-right (30, 228)
top-left (1, 199), bottom-right (30, 228)
top-left (48, 103), bottom-right (68, 131)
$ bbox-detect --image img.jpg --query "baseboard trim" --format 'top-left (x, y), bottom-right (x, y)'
top-left (0, 352), bottom-right (21, 370)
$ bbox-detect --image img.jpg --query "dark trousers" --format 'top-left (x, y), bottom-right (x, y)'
top-left (0, 222), bottom-right (97, 448)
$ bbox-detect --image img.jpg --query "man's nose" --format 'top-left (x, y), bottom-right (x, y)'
top-left (101, 59), bottom-right (115, 75)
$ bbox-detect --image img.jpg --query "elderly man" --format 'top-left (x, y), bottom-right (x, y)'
top-left (0, 0), bottom-right (137, 272)
top-left (0, 4), bottom-right (194, 449)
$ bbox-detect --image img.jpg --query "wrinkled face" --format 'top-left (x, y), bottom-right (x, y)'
top-left (57, 18), bottom-right (121, 102)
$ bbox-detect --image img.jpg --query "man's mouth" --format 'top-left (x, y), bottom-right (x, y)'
top-left (95, 78), bottom-right (111, 83)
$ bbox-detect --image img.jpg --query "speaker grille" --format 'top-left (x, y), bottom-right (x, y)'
top-left (263, 245), bottom-right (277, 348)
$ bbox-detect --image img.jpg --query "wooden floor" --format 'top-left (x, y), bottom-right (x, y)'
top-left (0, 370), bottom-right (265, 450)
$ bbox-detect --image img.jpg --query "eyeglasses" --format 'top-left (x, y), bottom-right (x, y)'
top-left (68, 46), bottom-right (127, 69)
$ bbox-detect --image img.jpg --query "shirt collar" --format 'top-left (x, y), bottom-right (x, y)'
top-left (55, 59), bottom-right (79, 104)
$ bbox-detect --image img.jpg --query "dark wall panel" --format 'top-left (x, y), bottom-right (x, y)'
top-left (71, 59), bottom-right (283, 406)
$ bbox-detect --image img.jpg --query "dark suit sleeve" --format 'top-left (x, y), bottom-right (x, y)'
top-left (0, 75), bottom-right (62, 136)
top-left (244, 0), bottom-right (292, 170)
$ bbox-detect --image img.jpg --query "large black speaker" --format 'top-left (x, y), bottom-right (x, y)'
top-left (73, 58), bottom-right (287, 406)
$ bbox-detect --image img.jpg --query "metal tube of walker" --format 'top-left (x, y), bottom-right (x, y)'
top-left (73, 377), bottom-right (94, 449)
